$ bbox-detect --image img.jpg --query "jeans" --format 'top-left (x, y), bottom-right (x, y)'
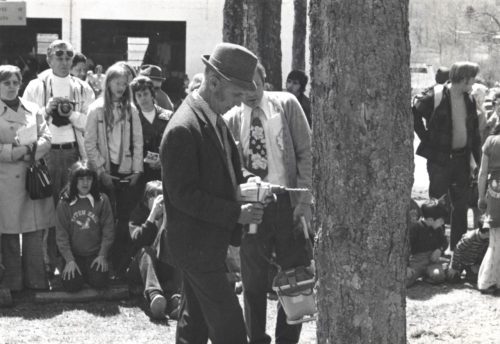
top-left (427, 154), bottom-right (469, 250)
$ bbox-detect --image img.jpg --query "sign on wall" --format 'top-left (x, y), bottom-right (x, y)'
top-left (0, 1), bottom-right (26, 26)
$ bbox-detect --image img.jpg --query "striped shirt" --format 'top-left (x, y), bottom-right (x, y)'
top-left (450, 229), bottom-right (489, 271)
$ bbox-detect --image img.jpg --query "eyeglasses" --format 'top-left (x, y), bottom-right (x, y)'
top-left (53, 50), bottom-right (74, 58)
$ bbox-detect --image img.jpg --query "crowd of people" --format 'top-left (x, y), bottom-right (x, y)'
top-left (0, 39), bottom-right (314, 343)
top-left (410, 61), bottom-right (500, 294)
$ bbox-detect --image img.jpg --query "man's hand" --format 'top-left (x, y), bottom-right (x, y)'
top-left (148, 160), bottom-right (162, 170)
top-left (430, 248), bottom-right (442, 263)
top-left (100, 172), bottom-right (119, 189)
top-left (90, 255), bottom-right (109, 272)
top-left (246, 176), bottom-right (262, 184)
top-left (45, 97), bottom-right (63, 117)
top-left (62, 260), bottom-right (81, 280)
top-left (293, 203), bottom-right (312, 223)
top-left (237, 203), bottom-right (264, 225)
top-left (123, 173), bottom-right (141, 186)
top-left (478, 197), bottom-right (487, 211)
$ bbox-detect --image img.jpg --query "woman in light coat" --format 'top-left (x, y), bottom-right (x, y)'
top-left (0, 65), bottom-right (54, 291)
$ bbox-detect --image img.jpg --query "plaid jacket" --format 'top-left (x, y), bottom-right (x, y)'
top-left (412, 85), bottom-right (481, 166)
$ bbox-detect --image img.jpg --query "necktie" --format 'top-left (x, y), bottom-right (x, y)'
top-left (216, 116), bottom-right (237, 187)
top-left (247, 107), bottom-right (268, 179)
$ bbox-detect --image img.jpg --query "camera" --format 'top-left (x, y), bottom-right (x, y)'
top-left (50, 99), bottom-right (76, 127)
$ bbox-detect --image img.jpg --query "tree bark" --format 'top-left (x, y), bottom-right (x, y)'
top-left (223, 0), bottom-right (283, 91)
top-left (310, 1), bottom-right (412, 343)
top-left (223, 0), bottom-right (245, 45)
top-left (292, 0), bottom-right (307, 71)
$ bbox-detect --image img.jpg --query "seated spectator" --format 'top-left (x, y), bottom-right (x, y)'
top-left (448, 218), bottom-right (489, 284)
top-left (407, 197), bottom-right (449, 287)
top-left (55, 161), bottom-right (114, 292)
top-left (126, 180), bottom-right (181, 320)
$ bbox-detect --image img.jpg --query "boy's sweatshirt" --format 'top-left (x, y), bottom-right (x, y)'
top-left (55, 193), bottom-right (114, 262)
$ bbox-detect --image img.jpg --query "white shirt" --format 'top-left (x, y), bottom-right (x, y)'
top-left (108, 106), bottom-right (123, 164)
top-left (49, 73), bottom-right (76, 144)
top-left (142, 109), bottom-right (156, 124)
top-left (241, 94), bottom-right (287, 186)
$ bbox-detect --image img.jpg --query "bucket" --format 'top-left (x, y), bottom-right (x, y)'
top-left (272, 265), bottom-right (317, 325)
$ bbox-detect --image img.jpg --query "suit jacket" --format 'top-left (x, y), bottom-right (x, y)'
top-left (160, 93), bottom-right (249, 272)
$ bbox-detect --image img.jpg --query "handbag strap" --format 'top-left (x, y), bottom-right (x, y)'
top-left (30, 142), bottom-right (38, 164)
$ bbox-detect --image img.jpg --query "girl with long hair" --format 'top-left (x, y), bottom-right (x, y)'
top-left (55, 161), bottom-right (114, 291)
top-left (84, 62), bottom-right (143, 276)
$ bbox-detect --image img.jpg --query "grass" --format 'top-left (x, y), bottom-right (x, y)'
top-left (1, 281), bottom-right (499, 343)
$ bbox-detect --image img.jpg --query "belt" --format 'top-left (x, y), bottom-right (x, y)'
top-left (51, 142), bottom-right (77, 150)
top-left (450, 147), bottom-right (467, 158)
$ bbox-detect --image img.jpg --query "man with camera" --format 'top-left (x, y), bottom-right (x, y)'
top-left (23, 39), bottom-right (95, 274)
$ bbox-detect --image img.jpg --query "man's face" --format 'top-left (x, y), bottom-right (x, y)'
top-left (286, 78), bottom-right (301, 97)
top-left (458, 77), bottom-right (475, 94)
top-left (211, 77), bottom-right (247, 114)
top-left (48, 47), bottom-right (74, 77)
top-left (243, 71), bottom-right (265, 109)
top-left (152, 79), bottom-right (162, 92)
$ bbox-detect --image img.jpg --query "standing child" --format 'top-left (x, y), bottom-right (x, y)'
top-left (55, 161), bottom-right (114, 292)
top-left (407, 198), bottom-right (449, 287)
top-left (477, 122), bottom-right (500, 293)
top-left (85, 62), bottom-right (143, 275)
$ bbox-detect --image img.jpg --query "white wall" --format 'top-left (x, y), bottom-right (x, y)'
top-left (23, 0), bottom-right (306, 84)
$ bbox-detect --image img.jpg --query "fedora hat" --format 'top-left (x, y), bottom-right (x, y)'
top-left (202, 43), bottom-right (257, 91)
top-left (139, 64), bottom-right (165, 81)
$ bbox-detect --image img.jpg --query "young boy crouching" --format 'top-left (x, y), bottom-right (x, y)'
top-left (407, 198), bottom-right (449, 287)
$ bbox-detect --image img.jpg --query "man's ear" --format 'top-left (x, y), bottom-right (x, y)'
top-left (206, 73), bottom-right (220, 91)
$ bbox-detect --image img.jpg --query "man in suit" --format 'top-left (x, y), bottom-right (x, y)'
top-left (160, 43), bottom-right (264, 344)
top-left (225, 63), bottom-right (312, 344)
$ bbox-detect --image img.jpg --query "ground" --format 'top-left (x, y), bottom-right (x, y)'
top-left (0, 138), bottom-right (498, 343)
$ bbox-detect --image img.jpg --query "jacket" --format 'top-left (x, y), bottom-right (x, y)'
top-left (0, 98), bottom-right (55, 234)
top-left (22, 70), bottom-right (95, 159)
top-left (224, 91), bottom-right (313, 207)
top-left (84, 98), bottom-right (143, 175)
top-left (160, 93), bottom-right (251, 272)
top-left (413, 85), bottom-right (481, 165)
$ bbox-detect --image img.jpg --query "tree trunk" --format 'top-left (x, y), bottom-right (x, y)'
top-left (223, 0), bottom-right (245, 45)
top-left (310, 1), bottom-right (412, 343)
top-left (223, 0), bottom-right (283, 91)
top-left (292, 0), bottom-right (307, 71)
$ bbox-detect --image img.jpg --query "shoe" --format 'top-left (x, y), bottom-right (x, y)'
top-left (167, 294), bottom-right (181, 320)
top-left (479, 286), bottom-right (497, 294)
top-left (150, 294), bottom-right (167, 319)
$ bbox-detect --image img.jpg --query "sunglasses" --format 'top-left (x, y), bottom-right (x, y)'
top-left (53, 50), bottom-right (74, 58)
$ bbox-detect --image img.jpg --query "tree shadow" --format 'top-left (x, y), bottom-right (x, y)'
top-left (406, 280), bottom-right (478, 301)
top-left (0, 289), bottom-right (135, 320)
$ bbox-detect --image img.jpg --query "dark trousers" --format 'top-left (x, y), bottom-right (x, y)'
top-left (427, 154), bottom-right (469, 250)
top-left (176, 268), bottom-right (247, 344)
top-left (0, 231), bottom-right (47, 291)
top-left (240, 194), bottom-right (309, 344)
top-left (127, 246), bottom-right (181, 302)
top-left (102, 163), bottom-right (141, 272)
top-left (61, 254), bottom-right (109, 292)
